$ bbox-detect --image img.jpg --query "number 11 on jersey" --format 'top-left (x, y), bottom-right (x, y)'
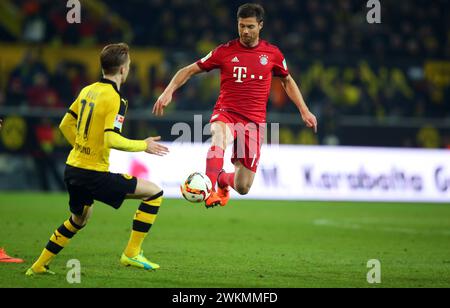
top-left (77, 99), bottom-right (95, 140)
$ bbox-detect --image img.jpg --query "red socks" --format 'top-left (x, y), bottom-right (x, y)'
top-left (206, 146), bottom-right (224, 190)
top-left (206, 145), bottom-right (236, 190)
top-left (218, 171), bottom-right (235, 189)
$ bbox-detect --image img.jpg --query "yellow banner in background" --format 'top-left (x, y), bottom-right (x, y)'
top-left (0, 116), bottom-right (27, 151)
top-left (425, 61), bottom-right (450, 88)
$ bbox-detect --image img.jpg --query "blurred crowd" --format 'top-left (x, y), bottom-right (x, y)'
top-left (2, 47), bottom-right (448, 121)
top-left (6, 0), bottom-right (448, 59)
top-left (1, 50), bottom-right (89, 110)
top-left (0, 0), bottom-right (449, 148)
top-left (121, 0), bottom-right (449, 60)
top-left (9, 0), bottom-right (125, 45)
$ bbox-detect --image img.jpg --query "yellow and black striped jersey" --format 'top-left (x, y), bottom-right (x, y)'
top-left (65, 78), bottom-right (128, 172)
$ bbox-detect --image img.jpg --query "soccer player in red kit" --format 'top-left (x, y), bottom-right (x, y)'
top-left (153, 3), bottom-right (317, 207)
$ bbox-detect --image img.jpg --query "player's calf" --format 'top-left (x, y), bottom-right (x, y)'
top-left (233, 161), bottom-right (256, 195)
top-left (26, 215), bottom-right (85, 276)
top-left (123, 190), bottom-right (163, 259)
top-left (72, 205), bottom-right (93, 227)
top-left (234, 182), bottom-right (251, 195)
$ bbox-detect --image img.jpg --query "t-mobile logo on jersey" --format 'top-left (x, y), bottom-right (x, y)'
top-left (233, 67), bottom-right (247, 83)
top-left (233, 67), bottom-right (263, 83)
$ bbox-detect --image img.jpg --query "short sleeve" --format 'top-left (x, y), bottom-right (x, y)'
top-left (196, 46), bottom-right (223, 72)
top-left (104, 96), bottom-right (127, 134)
top-left (272, 48), bottom-right (290, 78)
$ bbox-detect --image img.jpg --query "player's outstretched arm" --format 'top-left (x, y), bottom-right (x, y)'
top-left (144, 136), bottom-right (170, 156)
top-left (279, 75), bottom-right (318, 133)
top-left (152, 63), bottom-right (203, 116)
top-left (59, 112), bottom-right (77, 146)
top-left (104, 131), bottom-right (169, 156)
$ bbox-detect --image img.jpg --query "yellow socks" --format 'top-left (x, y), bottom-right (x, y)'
top-left (31, 216), bottom-right (83, 272)
top-left (124, 192), bottom-right (163, 258)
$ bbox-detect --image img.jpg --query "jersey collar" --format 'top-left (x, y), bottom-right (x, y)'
top-left (100, 78), bottom-right (121, 96)
top-left (237, 38), bottom-right (261, 49)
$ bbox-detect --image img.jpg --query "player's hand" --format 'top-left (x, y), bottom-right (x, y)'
top-left (144, 136), bottom-right (169, 156)
top-left (152, 92), bottom-right (172, 117)
top-left (301, 109), bottom-right (318, 133)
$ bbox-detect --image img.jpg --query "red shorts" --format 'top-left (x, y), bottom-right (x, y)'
top-left (210, 110), bottom-right (265, 173)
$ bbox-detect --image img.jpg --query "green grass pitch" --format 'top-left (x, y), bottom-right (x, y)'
top-left (0, 193), bottom-right (449, 288)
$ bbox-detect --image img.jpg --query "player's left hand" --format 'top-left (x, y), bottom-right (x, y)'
top-left (301, 110), bottom-right (317, 133)
top-left (144, 136), bottom-right (169, 156)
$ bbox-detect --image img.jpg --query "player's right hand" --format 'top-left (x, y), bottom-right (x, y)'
top-left (301, 109), bottom-right (318, 134)
top-left (152, 92), bottom-right (172, 116)
top-left (144, 136), bottom-right (169, 156)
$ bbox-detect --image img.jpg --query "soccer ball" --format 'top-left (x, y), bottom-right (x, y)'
top-left (180, 172), bottom-right (212, 203)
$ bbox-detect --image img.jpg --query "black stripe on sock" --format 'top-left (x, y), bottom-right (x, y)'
top-left (144, 191), bottom-right (163, 202)
top-left (138, 203), bottom-right (160, 215)
top-left (46, 241), bottom-right (63, 255)
top-left (69, 217), bottom-right (83, 230)
top-left (57, 224), bottom-right (75, 239)
top-left (133, 220), bottom-right (152, 233)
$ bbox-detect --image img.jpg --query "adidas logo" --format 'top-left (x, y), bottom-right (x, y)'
top-left (231, 56), bottom-right (240, 63)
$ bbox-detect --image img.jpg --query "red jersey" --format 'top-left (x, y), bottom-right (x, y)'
top-left (196, 39), bottom-right (289, 123)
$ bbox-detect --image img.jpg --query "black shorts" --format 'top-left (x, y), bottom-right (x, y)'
top-left (64, 165), bottom-right (137, 215)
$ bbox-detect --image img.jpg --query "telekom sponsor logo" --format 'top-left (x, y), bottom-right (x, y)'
top-left (233, 66), bottom-right (264, 82)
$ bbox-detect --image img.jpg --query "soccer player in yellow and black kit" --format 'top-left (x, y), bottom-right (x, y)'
top-left (26, 43), bottom-right (169, 275)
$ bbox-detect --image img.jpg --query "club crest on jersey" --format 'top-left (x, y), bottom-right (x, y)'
top-left (259, 55), bottom-right (269, 66)
top-left (114, 114), bottom-right (125, 130)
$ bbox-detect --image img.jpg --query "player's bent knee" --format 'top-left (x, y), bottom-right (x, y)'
top-left (72, 214), bottom-right (89, 228)
top-left (132, 179), bottom-right (162, 200)
top-left (71, 205), bottom-right (92, 227)
top-left (143, 190), bottom-right (164, 202)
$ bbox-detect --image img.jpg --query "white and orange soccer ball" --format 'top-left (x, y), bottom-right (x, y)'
top-left (180, 172), bottom-right (212, 203)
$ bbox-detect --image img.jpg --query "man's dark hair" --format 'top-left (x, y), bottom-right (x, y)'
top-left (100, 43), bottom-right (129, 75)
top-left (237, 3), bottom-right (265, 23)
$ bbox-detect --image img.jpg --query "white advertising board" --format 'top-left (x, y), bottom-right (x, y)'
top-left (109, 144), bottom-right (450, 203)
